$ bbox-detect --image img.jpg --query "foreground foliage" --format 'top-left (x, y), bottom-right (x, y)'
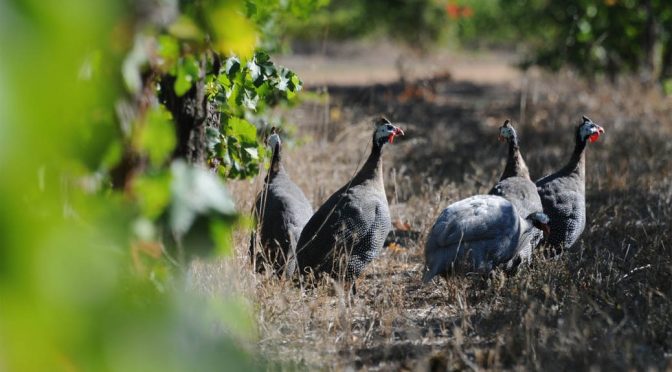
top-left (0, 0), bottom-right (325, 370)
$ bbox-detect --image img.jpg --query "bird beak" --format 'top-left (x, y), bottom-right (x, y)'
top-left (588, 125), bottom-right (605, 143)
top-left (388, 127), bottom-right (404, 143)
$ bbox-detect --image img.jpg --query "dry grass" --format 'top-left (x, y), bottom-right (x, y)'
top-left (191, 68), bottom-right (672, 370)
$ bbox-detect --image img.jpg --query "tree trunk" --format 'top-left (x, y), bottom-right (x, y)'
top-left (159, 55), bottom-right (221, 165)
top-left (662, 25), bottom-right (672, 81)
top-left (642, 0), bottom-right (656, 82)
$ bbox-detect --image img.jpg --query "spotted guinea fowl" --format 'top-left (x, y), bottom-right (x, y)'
top-left (422, 195), bottom-right (549, 282)
top-left (292, 117), bottom-right (404, 287)
top-left (250, 128), bottom-right (313, 276)
top-left (488, 120), bottom-right (546, 266)
top-left (536, 115), bottom-right (605, 254)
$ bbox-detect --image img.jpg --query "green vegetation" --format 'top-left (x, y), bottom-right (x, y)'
top-left (461, 0), bottom-right (672, 84)
top-left (290, 0), bottom-right (672, 86)
top-left (287, 0), bottom-right (451, 47)
top-left (0, 0), bottom-right (325, 370)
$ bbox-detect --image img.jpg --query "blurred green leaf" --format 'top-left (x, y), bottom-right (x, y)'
top-left (208, 296), bottom-right (257, 340)
top-left (156, 35), bottom-right (179, 72)
top-left (0, 0), bottom-right (317, 368)
top-left (210, 218), bottom-right (234, 256)
top-left (168, 15), bottom-right (204, 41)
top-left (137, 105), bottom-right (176, 167)
top-left (206, 126), bottom-right (222, 152)
top-left (208, 3), bottom-right (257, 58)
top-left (244, 146), bottom-right (259, 160)
top-left (100, 139), bottom-right (123, 171)
top-left (122, 35), bottom-right (148, 94)
top-left (663, 79), bottom-right (672, 95)
top-left (169, 160), bottom-right (236, 237)
top-left (132, 172), bottom-right (172, 220)
top-left (174, 56), bottom-right (200, 97)
top-left (289, 73), bottom-right (302, 92)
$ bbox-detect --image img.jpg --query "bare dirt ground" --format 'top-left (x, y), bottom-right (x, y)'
top-left (192, 42), bottom-right (672, 370)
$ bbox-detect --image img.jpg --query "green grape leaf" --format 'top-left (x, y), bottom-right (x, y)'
top-left (224, 56), bottom-right (241, 77)
top-left (218, 72), bottom-right (232, 88)
top-left (274, 74), bottom-right (289, 91)
top-left (174, 56), bottom-right (200, 97)
top-left (254, 51), bottom-right (271, 64)
top-left (243, 146), bottom-right (258, 160)
top-left (225, 117), bottom-right (257, 146)
top-left (242, 91), bottom-right (259, 111)
top-left (247, 59), bottom-right (262, 84)
top-left (289, 73), bottom-right (302, 92)
top-left (205, 126), bottom-right (221, 151)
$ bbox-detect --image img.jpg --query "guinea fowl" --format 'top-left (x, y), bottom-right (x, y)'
top-left (291, 117), bottom-right (404, 288)
top-left (488, 120), bottom-right (546, 265)
top-left (536, 115), bottom-right (605, 254)
top-left (423, 195), bottom-right (549, 282)
top-left (250, 128), bottom-right (313, 276)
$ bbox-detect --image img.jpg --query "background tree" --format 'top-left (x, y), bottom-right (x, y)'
top-left (288, 0), bottom-right (672, 89)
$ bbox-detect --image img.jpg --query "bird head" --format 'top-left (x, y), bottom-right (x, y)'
top-left (373, 117), bottom-right (404, 147)
top-left (578, 115), bottom-right (605, 144)
top-left (497, 119), bottom-right (517, 143)
top-left (527, 212), bottom-right (550, 239)
top-left (266, 127), bottom-right (281, 151)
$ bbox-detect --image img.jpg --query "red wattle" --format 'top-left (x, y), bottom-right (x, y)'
top-left (588, 133), bottom-right (600, 143)
top-left (388, 134), bottom-right (395, 143)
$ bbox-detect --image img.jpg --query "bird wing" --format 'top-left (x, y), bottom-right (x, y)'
top-left (490, 176), bottom-right (543, 217)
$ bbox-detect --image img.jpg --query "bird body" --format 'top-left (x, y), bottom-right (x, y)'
top-left (292, 118), bottom-right (403, 283)
top-left (251, 131), bottom-right (312, 276)
top-left (536, 172), bottom-right (585, 251)
top-left (535, 116), bottom-right (604, 252)
top-left (294, 178), bottom-right (390, 280)
top-left (423, 195), bottom-right (546, 282)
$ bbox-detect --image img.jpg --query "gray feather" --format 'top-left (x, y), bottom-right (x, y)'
top-left (423, 195), bottom-right (540, 282)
